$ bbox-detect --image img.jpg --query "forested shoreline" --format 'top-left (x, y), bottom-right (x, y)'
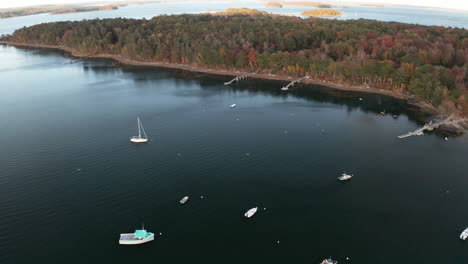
top-left (1, 14), bottom-right (467, 114)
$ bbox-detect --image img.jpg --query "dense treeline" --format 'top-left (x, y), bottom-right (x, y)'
top-left (2, 14), bottom-right (467, 110)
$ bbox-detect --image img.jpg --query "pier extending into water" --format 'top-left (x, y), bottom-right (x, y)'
top-left (398, 114), bottom-right (467, 138)
top-left (281, 76), bottom-right (308, 90)
top-left (224, 72), bottom-right (256, 85)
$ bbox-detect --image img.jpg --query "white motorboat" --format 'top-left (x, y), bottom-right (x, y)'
top-left (229, 104), bottom-right (237, 108)
top-left (180, 196), bottom-right (189, 204)
top-left (321, 258), bottom-right (338, 264)
top-left (244, 207), bottom-right (258, 218)
top-left (119, 227), bottom-right (154, 245)
top-left (338, 173), bottom-right (353, 181)
top-left (460, 228), bottom-right (468, 240)
top-left (281, 87), bottom-right (288, 91)
top-left (130, 117), bottom-right (148, 143)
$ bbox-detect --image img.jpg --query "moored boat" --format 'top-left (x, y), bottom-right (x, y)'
top-left (244, 207), bottom-right (258, 218)
top-left (338, 173), bottom-right (353, 181)
top-left (180, 196), bottom-right (189, 204)
top-left (130, 117), bottom-right (148, 143)
top-left (229, 104), bottom-right (237, 108)
top-left (281, 87), bottom-right (288, 91)
top-left (460, 228), bottom-right (468, 240)
top-left (321, 258), bottom-right (338, 264)
top-left (119, 228), bottom-right (154, 245)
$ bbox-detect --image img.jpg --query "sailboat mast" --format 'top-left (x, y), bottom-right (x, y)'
top-left (137, 117), bottom-right (141, 138)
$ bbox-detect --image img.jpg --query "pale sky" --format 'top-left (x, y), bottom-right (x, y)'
top-left (0, 0), bottom-right (467, 11)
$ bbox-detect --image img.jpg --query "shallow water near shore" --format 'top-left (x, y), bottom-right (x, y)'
top-left (0, 45), bottom-right (467, 264)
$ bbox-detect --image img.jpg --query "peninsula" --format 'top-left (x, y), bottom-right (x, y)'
top-left (1, 14), bottom-right (466, 116)
top-left (0, 1), bottom-right (155, 19)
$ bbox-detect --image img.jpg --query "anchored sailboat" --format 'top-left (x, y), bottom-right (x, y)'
top-left (130, 117), bottom-right (148, 143)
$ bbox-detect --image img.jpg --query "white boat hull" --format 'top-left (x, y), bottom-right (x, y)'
top-left (245, 207), bottom-right (258, 218)
top-left (119, 233), bottom-right (154, 245)
top-left (460, 228), bottom-right (468, 240)
top-left (338, 175), bottom-right (352, 181)
top-left (180, 196), bottom-right (189, 204)
top-left (130, 137), bottom-right (148, 143)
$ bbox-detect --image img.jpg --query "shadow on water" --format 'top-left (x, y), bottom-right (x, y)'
top-left (114, 62), bottom-right (433, 127)
top-left (14, 45), bottom-right (432, 128)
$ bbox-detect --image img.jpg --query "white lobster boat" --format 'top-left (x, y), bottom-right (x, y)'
top-left (130, 117), bottom-right (148, 143)
top-left (119, 228), bottom-right (154, 245)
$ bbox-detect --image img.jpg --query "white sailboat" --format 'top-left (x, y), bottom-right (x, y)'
top-left (130, 117), bottom-right (148, 143)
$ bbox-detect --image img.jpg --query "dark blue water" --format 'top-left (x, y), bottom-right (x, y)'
top-left (0, 45), bottom-right (467, 264)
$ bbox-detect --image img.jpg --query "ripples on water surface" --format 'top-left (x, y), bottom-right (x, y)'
top-left (0, 44), bottom-right (467, 264)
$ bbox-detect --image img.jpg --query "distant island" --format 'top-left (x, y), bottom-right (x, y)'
top-left (51, 5), bottom-right (119, 15)
top-left (300, 9), bottom-right (343, 17)
top-left (221, 8), bottom-right (269, 15)
top-left (265, 2), bottom-right (283, 8)
top-left (1, 14), bottom-right (466, 116)
top-left (281, 1), bottom-right (348, 9)
top-left (0, 1), bottom-right (154, 19)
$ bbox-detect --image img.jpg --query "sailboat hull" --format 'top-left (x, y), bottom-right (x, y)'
top-left (130, 137), bottom-right (148, 143)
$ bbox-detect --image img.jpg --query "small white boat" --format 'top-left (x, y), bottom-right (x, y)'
top-left (393, 115), bottom-right (399, 118)
top-left (180, 196), bottom-right (189, 204)
top-left (380, 111), bottom-right (386, 115)
top-left (244, 207), bottom-right (258, 218)
top-left (444, 137), bottom-right (448, 141)
top-left (338, 173), bottom-right (353, 181)
top-left (281, 87), bottom-right (288, 91)
top-left (460, 228), bottom-right (468, 240)
top-left (119, 227), bottom-right (154, 245)
top-left (130, 117), bottom-right (148, 143)
top-left (321, 258), bottom-right (338, 264)
top-left (229, 104), bottom-right (237, 108)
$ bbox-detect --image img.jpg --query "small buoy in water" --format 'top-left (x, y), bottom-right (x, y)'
top-left (76, 168), bottom-right (81, 171)
top-left (201, 196), bottom-right (204, 199)
top-left (245, 153), bottom-right (250, 156)
top-left (277, 241), bottom-right (280, 244)
top-left (284, 131), bottom-right (288, 134)
top-left (445, 137), bottom-right (448, 141)
top-left (346, 257), bottom-right (349, 260)
top-left (159, 232), bottom-right (162, 235)
top-left (359, 98), bottom-right (363, 101)
top-left (264, 208), bottom-right (266, 210)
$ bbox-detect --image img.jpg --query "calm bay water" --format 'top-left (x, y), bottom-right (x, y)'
top-left (0, 2), bottom-right (467, 263)
top-left (0, 43), bottom-right (468, 263)
top-left (0, 0), bottom-right (467, 35)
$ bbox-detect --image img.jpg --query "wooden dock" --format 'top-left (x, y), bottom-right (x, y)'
top-left (224, 72), bottom-right (256, 85)
top-left (281, 76), bottom-right (308, 90)
top-left (398, 114), bottom-right (467, 139)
